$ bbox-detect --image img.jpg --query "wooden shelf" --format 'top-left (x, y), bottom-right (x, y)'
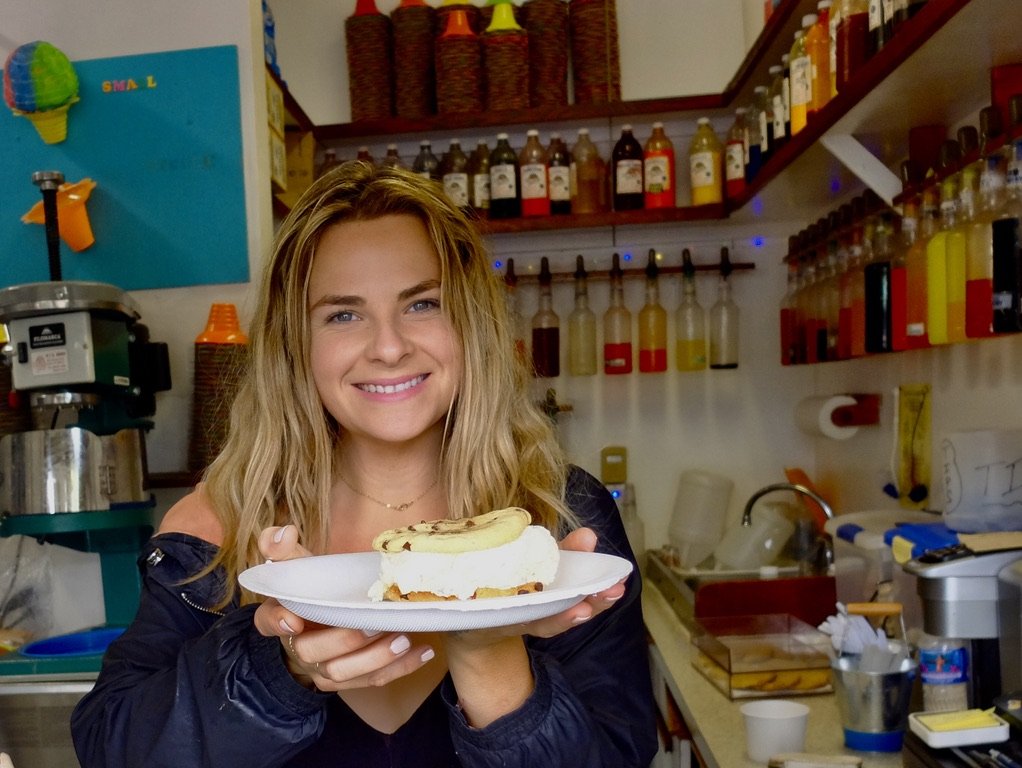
top-left (475, 203), bottom-right (726, 235)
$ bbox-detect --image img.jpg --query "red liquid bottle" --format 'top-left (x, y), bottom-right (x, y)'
top-left (603, 253), bottom-right (633, 374)
top-left (531, 257), bottom-right (560, 377)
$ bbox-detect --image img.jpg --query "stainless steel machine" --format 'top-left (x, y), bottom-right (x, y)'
top-left (0, 170), bottom-right (172, 767)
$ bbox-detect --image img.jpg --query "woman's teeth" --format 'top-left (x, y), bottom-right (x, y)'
top-left (360, 375), bottom-right (425, 394)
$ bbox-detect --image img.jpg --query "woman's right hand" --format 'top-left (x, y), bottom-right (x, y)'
top-left (252, 525), bottom-right (436, 691)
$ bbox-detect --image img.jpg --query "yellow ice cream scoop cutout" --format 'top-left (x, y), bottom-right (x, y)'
top-left (22, 178), bottom-right (97, 252)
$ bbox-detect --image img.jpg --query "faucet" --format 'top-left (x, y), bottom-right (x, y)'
top-left (741, 482), bottom-right (835, 574)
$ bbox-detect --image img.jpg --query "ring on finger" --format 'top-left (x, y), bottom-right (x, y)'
top-left (287, 633), bottom-right (297, 658)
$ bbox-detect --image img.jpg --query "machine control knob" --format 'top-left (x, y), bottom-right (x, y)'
top-left (16, 342), bottom-right (28, 364)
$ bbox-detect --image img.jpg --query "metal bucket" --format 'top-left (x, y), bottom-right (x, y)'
top-left (832, 653), bottom-right (915, 752)
top-left (0, 427), bottom-right (147, 515)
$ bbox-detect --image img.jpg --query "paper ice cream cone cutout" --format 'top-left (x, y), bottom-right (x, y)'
top-left (19, 102), bottom-right (73, 144)
top-left (22, 178), bottom-right (97, 251)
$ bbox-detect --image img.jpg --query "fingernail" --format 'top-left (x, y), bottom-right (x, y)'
top-left (390, 635), bottom-right (411, 654)
top-left (604, 593), bottom-right (624, 602)
top-left (420, 648), bottom-right (435, 663)
top-left (362, 629), bottom-right (381, 638)
top-left (273, 525), bottom-right (289, 544)
top-left (572, 613), bottom-right (592, 625)
top-left (279, 618), bottom-right (296, 634)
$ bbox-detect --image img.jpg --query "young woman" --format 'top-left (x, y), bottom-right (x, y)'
top-left (71, 162), bottom-right (656, 767)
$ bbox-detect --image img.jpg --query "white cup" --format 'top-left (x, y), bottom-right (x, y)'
top-left (740, 699), bottom-right (809, 763)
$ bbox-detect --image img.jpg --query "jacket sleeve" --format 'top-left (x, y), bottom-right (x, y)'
top-left (444, 467), bottom-right (658, 768)
top-left (70, 535), bottom-right (332, 768)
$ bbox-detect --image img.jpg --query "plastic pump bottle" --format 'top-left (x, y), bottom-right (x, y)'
top-left (638, 249), bottom-right (668, 372)
top-left (603, 253), bottom-right (633, 374)
top-left (567, 255), bottom-right (598, 375)
top-left (709, 248), bottom-right (739, 368)
top-left (675, 249), bottom-right (707, 371)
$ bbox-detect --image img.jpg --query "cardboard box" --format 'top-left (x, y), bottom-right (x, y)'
top-left (269, 130), bottom-right (287, 193)
top-left (275, 131), bottom-right (316, 209)
top-left (266, 72), bottom-right (285, 138)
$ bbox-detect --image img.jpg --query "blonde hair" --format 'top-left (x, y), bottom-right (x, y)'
top-left (201, 162), bottom-right (573, 607)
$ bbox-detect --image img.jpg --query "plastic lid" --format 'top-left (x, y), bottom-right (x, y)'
top-left (802, 13), bottom-right (818, 26)
top-left (578, 127), bottom-right (589, 135)
top-left (496, 131), bottom-right (508, 139)
top-left (387, 143), bottom-right (397, 150)
top-left (622, 123), bottom-right (633, 131)
top-left (697, 117), bottom-right (710, 125)
top-left (20, 627), bottom-right (126, 658)
top-left (735, 107), bottom-right (746, 114)
top-left (769, 65), bottom-right (782, 73)
top-left (652, 121), bottom-right (663, 128)
top-left (755, 85), bottom-right (767, 94)
top-left (420, 139), bottom-right (430, 146)
top-left (527, 128), bottom-right (538, 136)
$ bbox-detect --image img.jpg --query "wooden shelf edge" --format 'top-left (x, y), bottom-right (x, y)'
top-left (511, 260), bottom-right (755, 285)
top-left (476, 203), bottom-right (726, 235)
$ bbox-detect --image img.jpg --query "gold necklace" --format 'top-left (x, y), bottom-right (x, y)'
top-left (338, 474), bottom-right (439, 512)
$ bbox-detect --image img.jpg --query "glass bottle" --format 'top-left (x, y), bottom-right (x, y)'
top-left (709, 249), bottom-right (739, 369)
top-left (504, 258), bottom-right (527, 361)
top-left (520, 129), bottom-right (550, 217)
top-left (994, 108), bottom-right (1022, 334)
top-left (948, 140), bottom-right (979, 344)
top-left (638, 249), bottom-right (668, 372)
top-left (753, 85), bottom-right (773, 166)
top-left (467, 139), bottom-right (491, 216)
top-left (316, 147), bottom-right (342, 179)
top-left (867, 0), bottom-right (886, 58)
top-left (381, 143), bottom-right (403, 169)
top-left (836, 0), bottom-right (869, 91)
top-left (864, 208), bottom-right (894, 353)
top-left (768, 64), bottom-right (788, 151)
top-left (926, 141), bottom-right (961, 345)
top-left (643, 122), bottom-right (676, 209)
top-left (570, 128), bottom-right (606, 215)
top-left (965, 153), bottom-right (1005, 338)
top-left (789, 21), bottom-right (813, 137)
top-left (612, 124), bottom-right (644, 211)
top-left (567, 255), bottom-right (597, 375)
top-left (828, 0), bottom-right (841, 98)
top-left (603, 253), bottom-right (633, 374)
top-left (906, 180), bottom-right (938, 348)
top-left (689, 117), bottom-right (724, 206)
top-left (725, 108), bottom-right (749, 200)
top-left (439, 139), bottom-right (470, 210)
top-left (781, 53), bottom-right (793, 139)
top-left (412, 139), bottom-right (440, 181)
top-left (531, 256), bottom-right (560, 378)
top-left (677, 249), bottom-right (708, 371)
top-left (489, 132), bottom-right (521, 219)
top-left (745, 97), bottom-right (764, 182)
top-left (808, 4), bottom-right (832, 117)
top-left (547, 133), bottom-right (572, 215)
top-left (835, 206), bottom-right (854, 359)
top-left (356, 145), bottom-right (375, 165)
top-left (891, 194), bottom-right (915, 351)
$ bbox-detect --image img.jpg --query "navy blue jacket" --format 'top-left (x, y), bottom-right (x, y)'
top-left (71, 467), bottom-right (656, 767)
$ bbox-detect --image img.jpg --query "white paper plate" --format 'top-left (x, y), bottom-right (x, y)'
top-left (239, 550), bottom-right (632, 632)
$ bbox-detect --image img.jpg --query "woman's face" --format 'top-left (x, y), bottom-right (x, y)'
top-left (307, 214), bottom-right (463, 448)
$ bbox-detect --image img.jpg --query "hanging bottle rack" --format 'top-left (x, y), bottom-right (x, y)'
top-left (504, 255), bottom-right (755, 285)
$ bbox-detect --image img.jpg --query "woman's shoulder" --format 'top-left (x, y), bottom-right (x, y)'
top-left (157, 483), bottom-right (224, 546)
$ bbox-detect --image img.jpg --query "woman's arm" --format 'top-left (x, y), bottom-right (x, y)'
top-left (70, 534), bottom-right (332, 768)
top-left (442, 467), bottom-right (658, 768)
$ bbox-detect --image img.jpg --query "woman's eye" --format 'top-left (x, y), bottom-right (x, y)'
top-left (326, 310), bottom-right (357, 323)
top-left (409, 298), bottom-right (441, 313)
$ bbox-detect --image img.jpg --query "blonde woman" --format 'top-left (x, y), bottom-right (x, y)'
top-left (72, 163), bottom-right (655, 768)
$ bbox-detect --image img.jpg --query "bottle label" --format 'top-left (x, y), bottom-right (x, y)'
top-left (907, 322), bottom-right (926, 337)
top-left (615, 159), bottom-right (643, 194)
top-left (472, 173), bottom-right (491, 208)
top-left (443, 173), bottom-right (469, 207)
top-left (1007, 146), bottom-right (1022, 190)
top-left (758, 111), bottom-right (769, 152)
top-left (829, 12), bottom-right (839, 74)
top-left (883, 0), bottom-right (895, 19)
top-left (993, 291), bottom-right (1013, 310)
top-left (790, 55), bottom-right (812, 107)
top-left (782, 76), bottom-right (791, 121)
top-left (869, 0), bottom-right (883, 29)
top-left (490, 163), bottom-right (517, 200)
top-left (644, 155), bottom-right (672, 194)
top-left (690, 151), bottom-right (717, 188)
top-left (549, 166), bottom-right (571, 201)
top-left (725, 143), bottom-right (745, 182)
top-left (894, 0), bottom-right (908, 10)
top-left (772, 95), bottom-right (787, 139)
top-left (603, 342), bottom-right (633, 374)
top-left (919, 645), bottom-right (968, 684)
top-left (521, 163), bottom-right (548, 200)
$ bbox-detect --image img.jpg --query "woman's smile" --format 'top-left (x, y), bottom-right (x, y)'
top-left (356, 374), bottom-right (428, 396)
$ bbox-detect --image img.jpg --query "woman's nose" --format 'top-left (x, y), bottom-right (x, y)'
top-left (367, 316), bottom-right (413, 363)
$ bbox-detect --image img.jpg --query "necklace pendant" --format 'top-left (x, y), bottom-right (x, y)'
top-left (395, 502), bottom-right (411, 511)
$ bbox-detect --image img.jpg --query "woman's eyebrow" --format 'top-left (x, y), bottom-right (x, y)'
top-left (309, 293), bottom-right (362, 311)
top-left (398, 279), bottom-right (441, 301)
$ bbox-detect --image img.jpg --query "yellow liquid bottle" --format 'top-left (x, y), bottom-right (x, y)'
top-left (638, 249), bottom-right (668, 373)
top-left (675, 249), bottom-right (707, 371)
top-left (927, 144), bottom-right (961, 345)
top-left (567, 255), bottom-right (598, 375)
top-left (789, 21), bottom-right (812, 137)
top-left (688, 117), bottom-right (723, 205)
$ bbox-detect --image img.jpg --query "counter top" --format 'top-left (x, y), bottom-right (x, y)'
top-left (642, 583), bottom-right (904, 768)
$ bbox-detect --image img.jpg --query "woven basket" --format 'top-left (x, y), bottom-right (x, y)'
top-left (522, 0), bottom-right (568, 108)
top-left (483, 29), bottom-right (529, 111)
top-left (346, 11), bottom-right (394, 121)
top-left (392, 4), bottom-right (436, 118)
top-left (436, 32), bottom-right (484, 114)
top-left (569, 0), bottom-right (620, 104)
top-left (187, 343), bottom-right (248, 474)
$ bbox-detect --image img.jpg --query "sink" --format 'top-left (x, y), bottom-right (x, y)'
top-left (643, 551), bottom-right (837, 633)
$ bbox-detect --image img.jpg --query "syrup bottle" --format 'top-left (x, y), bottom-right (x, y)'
top-left (643, 122), bottom-right (676, 209)
top-left (412, 139), bottom-right (441, 181)
top-left (504, 258), bottom-right (527, 361)
top-left (520, 129), bottom-right (550, 217)
top-left (468, 139), bottom-right (491, 216)
top-left (547, 133), bottom-right (572, 215)
top-left (603, 253), bottom-right (633, 374)
top-left (567, 255), bottom-right (597, 375)
top-left (489, 133), bottom-right (521, 219)
top-left (531, 257), bottom-right (560, 378)
top-left (638, 249), bottom-right (668, 372)
top-left (612, 125), bottom-right (644, 211)
top-left (439, 139), bottom-right (470, 210)
top-left (709, 248), bottom-right (739, 369)
top-left (381, 143), bottom-right (404, 169)
top-left (688, 118), bottom-right (724, 206)
top-left (570, 128), bottom-right (606, 214)
top-left (676, 249), bottom-right (708, 371)
top-left (725, 108), bottom-right (749, 200)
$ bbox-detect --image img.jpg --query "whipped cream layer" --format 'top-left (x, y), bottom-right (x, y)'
top-left (368, 525), bottom-right (560, 601)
